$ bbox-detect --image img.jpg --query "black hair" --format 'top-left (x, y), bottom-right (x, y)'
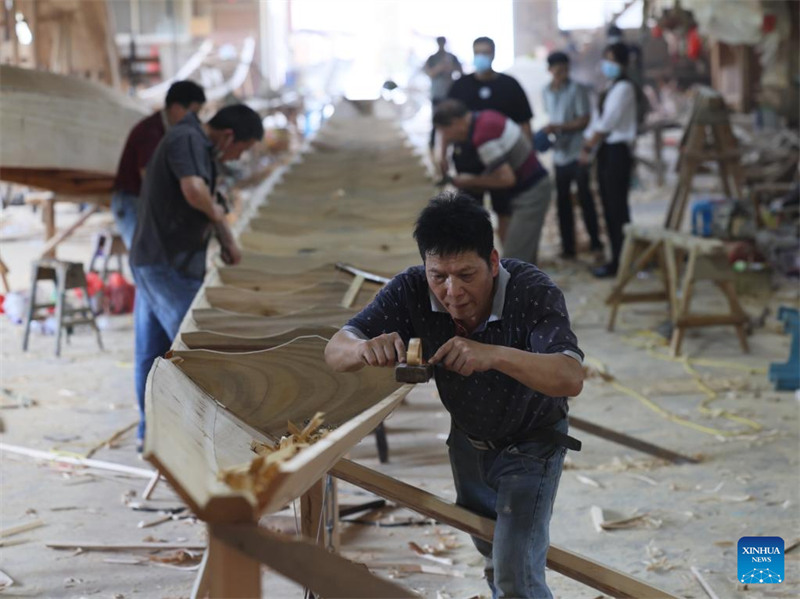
top-left (165, 80), bottom-right (206, 108)
top-left (414, 191), bottom-right (494, 264)
top-left (607, 24), bottom-right (623, 38)
top-left (436, 36), bottom-right (446, 45)
top-left (604, 42), bottom-right (630, 67)
top-left (547, 51), bottom-right (570, 67)
top-left (473, 36), bottom-right (495, 53)
top-left (207, 104), bottom-right (264, 142)
top-left (432, 99), bottom-right (469, 127)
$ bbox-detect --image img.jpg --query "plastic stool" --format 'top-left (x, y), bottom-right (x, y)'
top-left (769, 306), bottom-right (799, 391)
top-left (22, 259), bottom-right (104, 357)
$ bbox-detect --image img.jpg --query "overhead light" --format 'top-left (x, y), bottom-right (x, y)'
top-left (15, 12), bottom-right (33, 46)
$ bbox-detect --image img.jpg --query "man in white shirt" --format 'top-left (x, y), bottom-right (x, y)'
top-left (580, 43), bottom-right (638, 278)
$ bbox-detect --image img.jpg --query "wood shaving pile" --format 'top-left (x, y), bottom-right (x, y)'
top-left (219, 412), bottom-right (329, 506)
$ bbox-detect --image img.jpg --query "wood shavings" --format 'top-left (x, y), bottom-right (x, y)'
top-left (576, 474), bottom-right (603, 488)
top-left (594, 456), bottom-right (671, 472)
top-left (695, 494), bottom-right (754, 503)
top-left (0, 569), bottom-right (14, 590)
top-left (371, 563), bottom-right (465, 577)
top-left (627, 473), bottom-right (658, 486)
top-left (149, 549), bottom-right (202, 565)
top-left (407, 541), bottom-right (453, 565)
top-left (642, 540), bottom-right (678, 572)
top-left (590, 506), bottom-right (662, 532)
top-left (220, 412), bottom-right (329, 507)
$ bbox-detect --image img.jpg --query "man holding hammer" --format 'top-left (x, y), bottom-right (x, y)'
top-left (325, 192), bottom-right (584, 599)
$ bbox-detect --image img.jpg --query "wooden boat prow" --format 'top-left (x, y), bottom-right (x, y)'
top-left (145, 345), bottom-right (410, 520)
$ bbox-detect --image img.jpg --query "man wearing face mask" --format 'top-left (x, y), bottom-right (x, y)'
top-left (129, 104), bottom-right (263, 451)
top-left (445, 36), bottom-right (534, 246)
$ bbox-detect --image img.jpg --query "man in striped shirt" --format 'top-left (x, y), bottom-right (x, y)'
top-left (434, 99), bottom-right (552, 264)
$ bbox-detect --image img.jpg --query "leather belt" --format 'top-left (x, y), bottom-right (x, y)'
top-left (466, 427), bottom-right (582, 452)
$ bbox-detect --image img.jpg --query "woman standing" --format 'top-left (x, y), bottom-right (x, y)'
top-left (580, 43), bottom-right (638, 278)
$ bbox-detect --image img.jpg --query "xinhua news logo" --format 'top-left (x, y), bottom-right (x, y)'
top-left (738, 537), bottom-right (784, 584)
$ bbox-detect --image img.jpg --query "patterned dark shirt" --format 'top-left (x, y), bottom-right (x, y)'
top-left (344, 259), bottom-right (583, 441)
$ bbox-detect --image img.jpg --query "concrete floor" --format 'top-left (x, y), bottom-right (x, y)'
top-left (1, 112), bottom-right (799, 598)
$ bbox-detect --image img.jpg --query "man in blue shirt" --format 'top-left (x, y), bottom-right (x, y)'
top-left (542, 51), bottom-right (603, 259)
top-left (325, 192), bottom-right (584, 599)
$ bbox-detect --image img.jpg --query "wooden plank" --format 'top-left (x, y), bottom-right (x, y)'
top-left (217, 264), bottom-right (347, 291)
top-left (1, 518), bottom-right (45, 538)
top-left (341, 274), bottom-right (365, 308)
top-left (39, 205), bottom-right (100, 258)
top-left (0, 167), bottom-right (115, 196)
top-left (190, 306), bottom-right (355, 337)
top-left (331, 459), bottom-right (678, 599)
top-left (335, 262), bottom-right (392, 285)
top-left (569, 416), bottom-right (699, 464)
top-left (204, 281), bottom-right (369, 316)
top-left (181, 326), bottom-right (339, 352)
top-left (238, 250), bottom-right (418, 276)
top-left (47, 541), bottom-right (206, 551)
top-left (207, 530), bottom-right (261, 599)
top-left (0, 442), bottom-right (154, 478)
top-left (212, 524), bottom-right (414, 598)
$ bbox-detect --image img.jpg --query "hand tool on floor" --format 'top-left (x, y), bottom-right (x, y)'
top-left (394, 338), bottom-right (434, 383)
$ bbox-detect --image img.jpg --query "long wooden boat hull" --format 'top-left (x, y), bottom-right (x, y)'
top-left (0, 65), bottom-right (149, 194)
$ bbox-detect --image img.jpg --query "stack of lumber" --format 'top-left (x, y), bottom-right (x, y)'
top-left (144, 99), bottom-right (431, 522)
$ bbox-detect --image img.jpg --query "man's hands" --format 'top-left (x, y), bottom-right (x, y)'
top-left (358, 332), bottom-right (407, 367)
top-left (429, 337), bottom-right (493, 377)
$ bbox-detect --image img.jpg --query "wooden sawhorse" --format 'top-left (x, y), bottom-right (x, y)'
top-left (607, 225), bottom-right (749, 357)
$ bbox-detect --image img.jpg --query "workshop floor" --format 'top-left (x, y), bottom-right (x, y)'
top-left (1, 111), bottom-right (799, 598)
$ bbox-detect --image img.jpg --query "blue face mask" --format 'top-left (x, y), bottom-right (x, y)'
top-left (473, 53), bottom-right (492, 73)
top-left (601, 59), bottom-right (621, 79)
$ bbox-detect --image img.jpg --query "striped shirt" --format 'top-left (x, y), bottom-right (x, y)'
top-left (471, 110), bottom-right (546, 195)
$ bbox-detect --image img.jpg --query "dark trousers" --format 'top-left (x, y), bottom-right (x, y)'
top-left (597, 142), bottom-right (632, 269)
top-left (430, 98), bottom-right (444, 149)
top-left (554, 160), bottom-right (602, 256)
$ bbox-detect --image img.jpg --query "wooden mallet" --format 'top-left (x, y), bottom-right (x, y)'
top-left (394, 338), bottom-right (434, 383)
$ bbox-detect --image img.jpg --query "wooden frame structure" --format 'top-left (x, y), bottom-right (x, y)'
top-left (607, 224), bottom-right (749, 357)
top-left (143, 100), bottom-right (679, 598)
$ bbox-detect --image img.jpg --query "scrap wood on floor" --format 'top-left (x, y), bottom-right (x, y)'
top-left (590, 506), bottom-right (663, 532)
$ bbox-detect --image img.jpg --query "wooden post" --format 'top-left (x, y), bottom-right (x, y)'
top-left (39, 205), bottom-right (99, 259)
top-left (203, 525), bottom-right (261, 599)
top-left (41, 196), bottom-right (56, 259)
top-left (300, 475), bottom-right (339, 551)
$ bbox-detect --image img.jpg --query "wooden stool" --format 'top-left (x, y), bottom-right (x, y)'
top-left (607, 225), bottom-right (749, 357)
top-left (22, 259), bottom-right (104, 356)
top-left (88, 230), bottom-right (127, 283)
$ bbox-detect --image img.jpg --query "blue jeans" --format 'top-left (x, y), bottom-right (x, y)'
top-left (447, 419), bottom-right (568, 599)
top-left (111, 190), bottom-right (139, 250)
top-left (131, 264), bottom-right (203, 443)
